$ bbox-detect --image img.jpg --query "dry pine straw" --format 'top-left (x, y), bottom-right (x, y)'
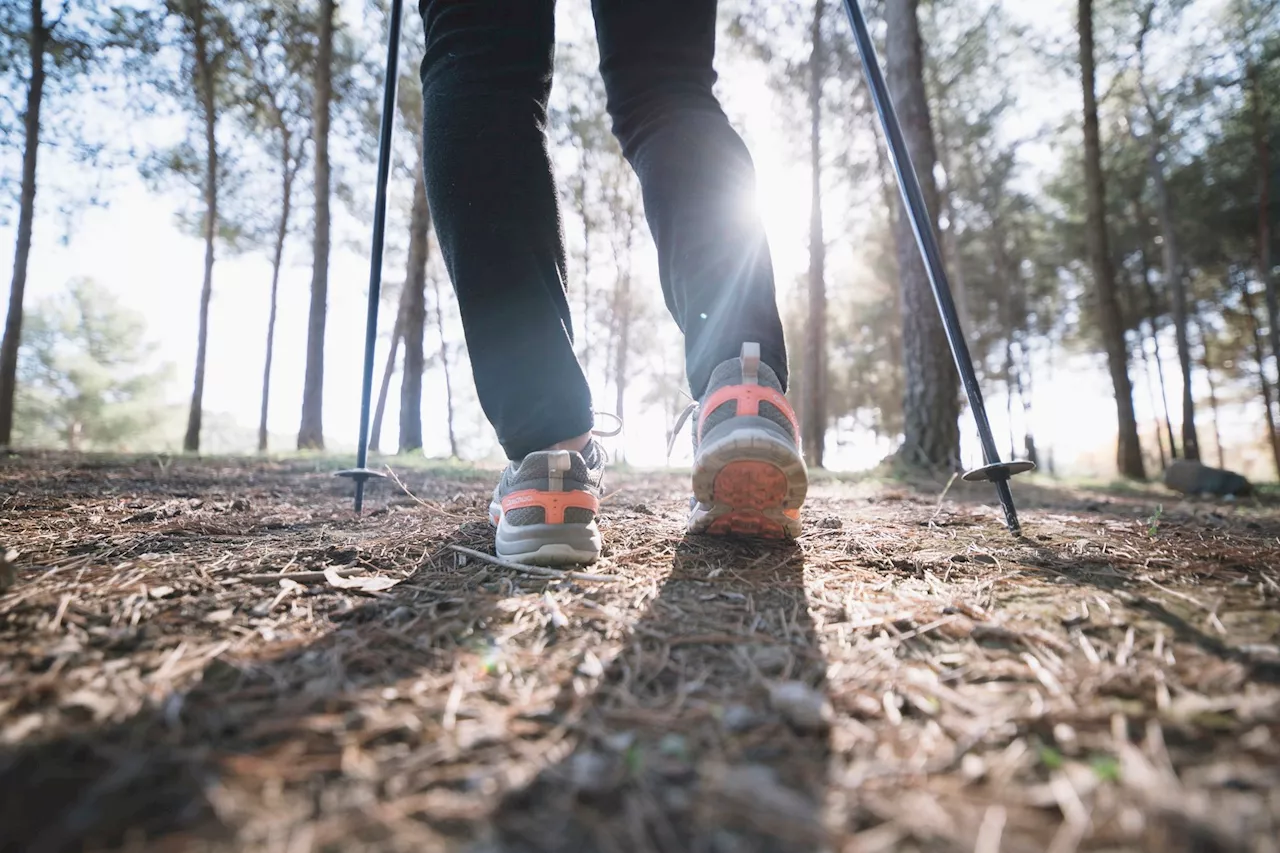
top-left (0, 453), bottom-right (1278, 853)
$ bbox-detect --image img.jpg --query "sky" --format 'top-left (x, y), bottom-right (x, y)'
top-left (1, 0), bottom-right (1268, 478)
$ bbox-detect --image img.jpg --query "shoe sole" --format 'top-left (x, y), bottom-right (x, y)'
top-left (688, 427), bottom-right (807, 539)
top-left (490, 500), bottom-right (602, 566)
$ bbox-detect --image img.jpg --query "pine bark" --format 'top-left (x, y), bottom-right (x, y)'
top-left (802, 0), bottom-right (828, 469)
top-left (1134, 204), bottom-right (1179, 460)
top-left (398, 158), bottom-right (431, 454)
top-left (1149, 142), bottom-right (1199, 460)
top-left (1241, 278), bottom-right (1280, 477)
top-left (431, 274), bottom-right (459, 458)
top-left (0, 0), bottom-right (47, 447)
top-left (259, 131), bottom-right (296, 453)
top-left (185, 0), bottom-right (218, 453)
top-left (1079, 0), bottom-right (1145, 479)
top-left (369, 288), bottom-right (405, 454)
top-left (298, 0), bottom-right (334, 450)
top-left (1252, 66), bottom-right (1279, 402)
top-left (1193, 313), bottom-right (1226, 470)
top-left (886, 0), bottom-right (960, 469)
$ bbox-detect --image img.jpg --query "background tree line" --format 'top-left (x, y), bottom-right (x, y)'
top-left (0, 0), bottom-right (1276, 482)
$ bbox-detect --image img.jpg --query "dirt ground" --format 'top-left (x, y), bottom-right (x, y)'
top-left (0, 452), bottom-right (1277, 853)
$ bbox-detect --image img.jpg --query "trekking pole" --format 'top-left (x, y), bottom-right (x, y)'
top-left (337, 0), bottom-right (404, 512)
top-left (838, 0), bottom-right (1034, 532)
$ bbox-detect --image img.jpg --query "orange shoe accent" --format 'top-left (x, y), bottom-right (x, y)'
top-left (704, 460), bottom-right (792, 539)
top-left (706, 512), bottom-right (789, 538)
top-left (712, 460), bottom-right (789, 510)
top-left (500, 489), bottom-right (599, 525)
top-left (697, 384), bottom-right (800, 443)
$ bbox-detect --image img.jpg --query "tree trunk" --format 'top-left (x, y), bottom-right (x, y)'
top-left (1136, 330), bottom-right (1168, 470)
top-left (0, 0), bottom-right (47, 448)
top-left (575, 170), bottom-right (594, 375)
top-left (1240, 277), bottom-right (1280, 477)
top-left (1134, 207), bottom-right (1179, 460)
top-left (925, 28), bottom-right (974, 343)
top-left (802, 0), bottom-right (827, 469)
top-left (1005, 335), bottom-right (1017, 461)
top-left (298, 0), bottom-right (334, 450)
top-left (185, 0), bottom-right (217, 454)
top-left (1017, 342), bottom-right (1039, 468)
top-left (398, 158), bottom-right (431, 454)
top-left (431, 274), bottom-right (459, 458)
top-left (1079, 0), bottom-right (1145, 479)
top-left (886, 0), bottom-right (960, 469)
top-left (370, 288), bottom-right (405, 454)
top-left (613, 273), bottom-right (631, 464)
top-left (1193, 313), bottom-right (1226, 470)
top-left (1252, 65), bottom-right (1279, 409)
top-left (259, 156), bottom-right (294, 453)
top-left (1149, 141), bottom-right (1199, 460)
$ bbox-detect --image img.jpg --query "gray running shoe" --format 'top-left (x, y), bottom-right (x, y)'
top-left (686, 343), bottom-right (807, 538)
top-left (488, 438), bottom-right (606, 565)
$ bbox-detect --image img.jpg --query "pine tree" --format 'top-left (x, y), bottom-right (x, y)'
top-left (885, 0), bottom-right (960, 469)
top-left (297, 0), bottom-right (335, 450)
top-left (1079, 0), bottom-right (1146, 479)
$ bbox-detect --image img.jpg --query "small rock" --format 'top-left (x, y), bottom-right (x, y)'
top-left (817, 516), bottom-right (843, 530)
top-left (659, 733), bottom-right (688, 758)
top-left (603, 730), bottom-right (636, 753)
top-left (566, 750), bottom-right (619, 796)
top-left (205, 608), bottom-right (234, 623)
top-left (768, 681), bottom-right (832, 733)
top-left (749, 644), bottom-right (791, 676)
top-left (1163, 459), bottom-right (1252, 498)
top-left (960, 753), bottom-right (987, 781)
top-left (230, 498), bottom-right (252, 512)
top-left (148, 586), bottom-right (175, 600)
top-left (578, 650), bottom-right (605, 678)
top-left (722, 704), bottom-right (761, 733)
top-left (662, 785), bottom-right (692, 812)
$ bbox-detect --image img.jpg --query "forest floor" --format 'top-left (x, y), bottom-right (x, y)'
top-left (1, 452), bottom-right (1278, 853)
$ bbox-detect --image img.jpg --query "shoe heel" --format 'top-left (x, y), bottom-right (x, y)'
top-left (689, 428), bottom-right (806, 539)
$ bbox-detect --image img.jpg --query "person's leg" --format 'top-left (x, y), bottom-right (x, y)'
top-left (592, 0), bottom-right (805, 538)
top-left (419, 0), bottom-right (592, 461)
top-left (590, 0), bottom-right (787, 398)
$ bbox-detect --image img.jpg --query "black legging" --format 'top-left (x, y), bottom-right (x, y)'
top-left (419, 0), bottom-right (787, 459)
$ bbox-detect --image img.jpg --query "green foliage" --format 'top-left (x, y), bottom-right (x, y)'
top-left (14, 279), bottom-right (175, 451)
top-left (1147, 503), bottom-right (1163, 536)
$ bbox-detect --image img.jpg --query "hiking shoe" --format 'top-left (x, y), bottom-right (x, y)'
top-left (488, 439), bottom-right (606, 566)
top-left (687, 343), bottom-right (807, 538)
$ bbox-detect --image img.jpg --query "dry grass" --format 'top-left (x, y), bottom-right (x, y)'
top-left (1, 451), bottom-right (1278, 853)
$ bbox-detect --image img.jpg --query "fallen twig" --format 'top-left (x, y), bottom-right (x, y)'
top-left (447, 544), bottom-right (616, 583)
top-left (239, 567), bottom-right (369, 585)
top-left (930, 472), bottom-right (961, 523)
top-left (383, 465), bottom-right (434, 509)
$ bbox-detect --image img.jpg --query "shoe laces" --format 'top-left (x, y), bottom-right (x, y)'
top-left (592, 411), bottom-right (623, 438)
top-left (665, 392), bottom-right (699, 461)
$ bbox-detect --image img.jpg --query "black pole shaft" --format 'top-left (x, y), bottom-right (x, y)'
top-left (839, 0), bottom-right (1020, 531)
top-left (354, 0), bottom-right (405, 513)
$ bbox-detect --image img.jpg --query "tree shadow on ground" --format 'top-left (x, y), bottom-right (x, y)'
top-left (483, 538), bottom-right (831, 853)
top-left (0, 518), bottom-right (513, 853)
top-left (1012, 528), bottom-right (1280, 686)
